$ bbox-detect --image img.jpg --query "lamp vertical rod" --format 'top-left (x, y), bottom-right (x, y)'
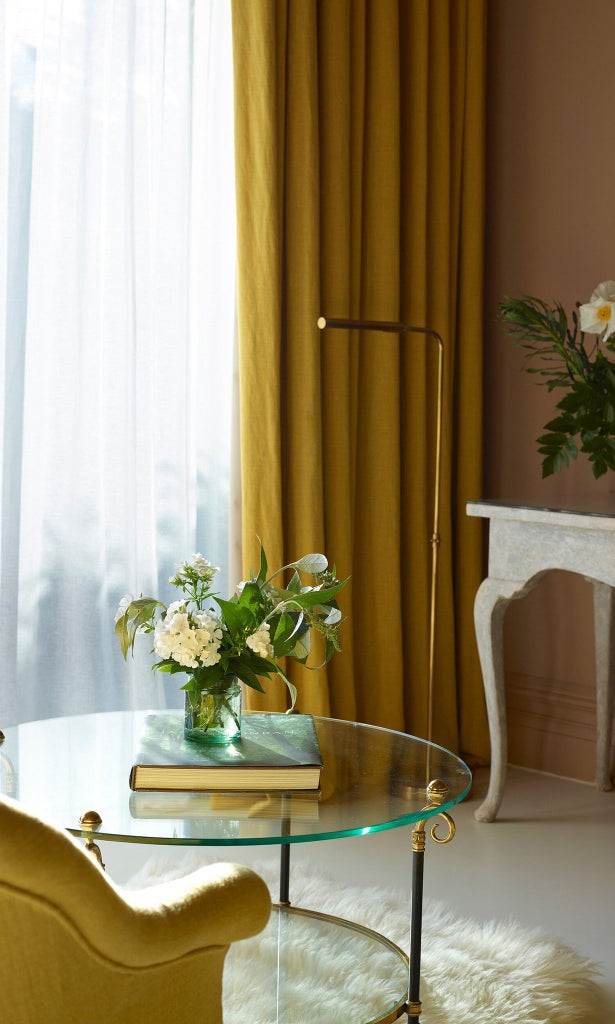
top-left (317, 316), bottom-right (444, 744)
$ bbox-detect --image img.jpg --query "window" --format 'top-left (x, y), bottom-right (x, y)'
top-left (0, 1), bottom-right (236, 724)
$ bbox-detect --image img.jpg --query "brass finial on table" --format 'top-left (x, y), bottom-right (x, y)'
top-left (79, 810), bottom-right (105, 870)
top-left (80, 810), bottom-right (103, 829)
top-left (426, 779), bottom-right (448, 806)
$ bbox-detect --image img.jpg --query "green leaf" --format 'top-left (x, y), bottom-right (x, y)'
top-left (291, 553), bottom-right (328, 575)
top-left (215, 596), bottom-right (249, 638)
top-left (114, 597), bottom-right (165, 659)
top-left (236, 654), bottom-right (276, 676)
top-left (290, 578), bottom-right (349, 609)
top-left (274, 664), bottom-right (298, 711)
top-left (231, 662), bottom-right (266, 694)
top-left (290, 631), bottom-right (311, 662)
top-left (286, 569), bottom-right (302, 594)
top-left (114, 615), bottom-right (130, 658)
top-left (154, 661), bottom-right (187, 675)
top-left (237, 580), bottom-right (264, 618)
top-left (273, 611), bottom-right (302, 655)
top-left (543, 415), bottom-right (575, 433)
top-left (256, 542), bottom-right (268, 583)
top-left (537, 432), bottom-right (568, 447)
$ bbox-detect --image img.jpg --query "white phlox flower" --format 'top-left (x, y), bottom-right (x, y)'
top-left (193, 611), bottom-right (225, 666)
top-left (579, 281), bottom-right (615, 341)
top-left (154, 607), bottom-right (223, 668)
top-left (246, 624), bottom-right (273, 658)
top-left (190, 553), bottom-right (220, 580)
top-left (167, 600), bottom-right (187, 616)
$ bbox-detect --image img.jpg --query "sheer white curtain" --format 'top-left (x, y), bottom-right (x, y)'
top-left (0, 1), bottom-right (237, 726)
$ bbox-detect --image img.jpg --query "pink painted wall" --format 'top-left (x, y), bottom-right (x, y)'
top-left (484, 0), bottom-right (615, 780)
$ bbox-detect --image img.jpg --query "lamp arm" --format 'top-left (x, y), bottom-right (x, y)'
top-left (317, 315), bottom-right (444, 744)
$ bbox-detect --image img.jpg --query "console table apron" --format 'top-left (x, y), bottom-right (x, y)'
top-left (467, 497), bottom-right (615, 823)
top-left (0, 711), bottom-right (471, 1024)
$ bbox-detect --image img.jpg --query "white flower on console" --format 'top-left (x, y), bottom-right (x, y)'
top-left (579, 280), bottom-right (615, 341)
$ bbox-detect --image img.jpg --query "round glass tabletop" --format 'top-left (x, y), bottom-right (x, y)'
top-left (0, 710), bottom-right (471, 846)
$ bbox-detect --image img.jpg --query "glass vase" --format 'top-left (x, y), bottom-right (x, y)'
top-left (184, 679), bottom-right (242, 745)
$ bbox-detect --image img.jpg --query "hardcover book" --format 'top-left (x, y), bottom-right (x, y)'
top-left (129, 712), bottom-right (323, 792)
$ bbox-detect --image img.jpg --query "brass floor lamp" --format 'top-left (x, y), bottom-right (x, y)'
top-left (317, 316), bottom-right (444, 744)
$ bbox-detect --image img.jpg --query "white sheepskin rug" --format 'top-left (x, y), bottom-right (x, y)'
top-left (125, 852), bottom-right (612, 1024)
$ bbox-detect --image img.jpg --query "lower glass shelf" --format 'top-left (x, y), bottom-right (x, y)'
top-left (223, 903), bottom-right (409, 1024)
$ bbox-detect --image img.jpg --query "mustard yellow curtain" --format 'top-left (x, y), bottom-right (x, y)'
top-left (231, 0), bottom-right (488, 761)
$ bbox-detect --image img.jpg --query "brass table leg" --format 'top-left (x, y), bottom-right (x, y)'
top-left (407, 780), bottom-right (456, 1022)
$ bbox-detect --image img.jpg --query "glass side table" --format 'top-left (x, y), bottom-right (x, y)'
top-left (0, 711), bottom-right (471, 1023)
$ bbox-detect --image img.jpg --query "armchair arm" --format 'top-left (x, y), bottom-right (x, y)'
top-left (0, 794), bottom-right (271, 970)
top-left (118, 861), bottom-right (272, 965)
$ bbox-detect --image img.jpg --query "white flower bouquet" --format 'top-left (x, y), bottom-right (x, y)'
top-left (499, 281), bottom-right (615, 478)
top-left (115, 546), bottom-right (348, 713)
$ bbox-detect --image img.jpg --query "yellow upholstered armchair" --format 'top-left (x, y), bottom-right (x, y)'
top-left (0, 793), bottom-right (271, 1024)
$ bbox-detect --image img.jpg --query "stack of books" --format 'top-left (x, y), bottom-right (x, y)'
top-left (129, 712), bottom-right (323, 793)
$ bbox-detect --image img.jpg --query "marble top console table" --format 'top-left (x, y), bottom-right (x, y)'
top-left (467, 495), bottom-right (615, 822)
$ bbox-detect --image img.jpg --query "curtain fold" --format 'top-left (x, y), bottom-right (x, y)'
top-left (232, 0), bottom-right (488, 759)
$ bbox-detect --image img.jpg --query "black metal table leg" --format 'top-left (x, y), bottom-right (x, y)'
top-left (279, 842), bottom-right (291, 905)
top-left (406, 780), bottom-right (456, 1023)
top-left (279, 796), bottom-right (291, 905)
top-left (407, 830), bottom-right (426, 1021)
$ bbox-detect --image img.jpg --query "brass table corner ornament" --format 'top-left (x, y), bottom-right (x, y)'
top-left (79, 810), bottom-right (105, 870)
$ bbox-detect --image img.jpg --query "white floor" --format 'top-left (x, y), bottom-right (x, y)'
top-left (102, 764), bottom-right (615, 991)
